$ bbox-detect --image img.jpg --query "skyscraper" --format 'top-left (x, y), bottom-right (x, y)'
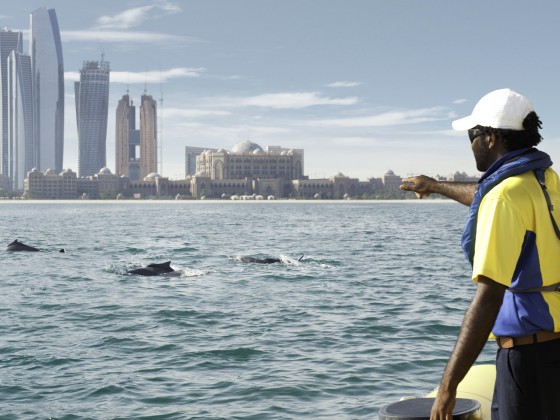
top-left (75, 58), bottom-right (110, 177)
top-left (114, 91), bottom-right (157, 181)
top-left (139, 94), bottom-right (157, 179)
top-left (115, 93), bottom-right (140, 180)
top-left (7, 51), bottom-right (34, 190)
top-left (185, 146), bottom-right (217, 177)
top-left (30, 7), bottom-right (64, 173)
top-left (0, 28), bottom-right (23, 177)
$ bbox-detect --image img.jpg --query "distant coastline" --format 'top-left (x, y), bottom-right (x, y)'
top-left (0, 198), bottom-right (457, 205)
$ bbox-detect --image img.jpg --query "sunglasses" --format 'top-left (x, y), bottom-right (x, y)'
top-left (468, 128), bottom-right (486, 143)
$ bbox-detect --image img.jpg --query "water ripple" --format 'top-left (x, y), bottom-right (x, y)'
top-left (0, 202), bottom-right (488, 419)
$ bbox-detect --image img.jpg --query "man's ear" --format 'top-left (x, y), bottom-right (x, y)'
top-left (486, 132), bottom-right (497, 149)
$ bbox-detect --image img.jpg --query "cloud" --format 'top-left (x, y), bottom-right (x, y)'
top-left (170, 122), bottom-right (292, 138)
top-left (96, 5), bottom-right (155, 29)
top-left (95, 1), bottom-right (182, 29)
top-left (163, 108), bottom-right (232, 118)
top-left (311, 107), bottom-right (452, 127)
top-left (61, 30), bottom-right (196, 44)
top-left (213, 92), bottom-right (359, 109)
top-left (453, 98), bottom-right (467, 104)
top-left (64, 67), bottom-right (204, 83)
top-left (327, 81), bottom-right (362, 88)
top-left (111, 68), bottom-right (204, 83)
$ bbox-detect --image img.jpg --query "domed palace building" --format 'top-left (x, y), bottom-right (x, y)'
top-left (192, 140), bottom-right (305, 198)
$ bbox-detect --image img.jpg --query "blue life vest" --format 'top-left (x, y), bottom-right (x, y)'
top-left (462, 148), bottom-right (553, 265)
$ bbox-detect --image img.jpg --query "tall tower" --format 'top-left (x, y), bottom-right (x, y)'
top-left (0, 28), bottom-right (23, 176)
top-left (30, 7), bottom-right (64, 173)
top-left (115, 93), bottom-right (140, 179)
top-left (139, 93), bottom-right (157, 179)
top-left (7, 51), bottom-right (34, 190)
top-left (75, 58), bottom-right (110, 177)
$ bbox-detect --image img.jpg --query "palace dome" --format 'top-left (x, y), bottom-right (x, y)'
top-left (145, 172), bottom-right (161, 180)
top-left (231, 140), bottom-right (263, 154)
top-left (99, 167), bottom-right (112, 174)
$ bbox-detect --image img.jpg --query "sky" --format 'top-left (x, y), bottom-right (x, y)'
top-left (3, 0), bottom-right (560, 180)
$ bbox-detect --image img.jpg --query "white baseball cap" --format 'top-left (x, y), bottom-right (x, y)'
top-left (452, 88), bottom-right (534, 131)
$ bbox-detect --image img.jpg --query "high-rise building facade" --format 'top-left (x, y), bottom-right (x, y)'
top-left (75, 58), bottom-right (110, 177)
top-left (30, 7), bottom-right (64, 173)
top-left (185, 146), bottom-right (216, 177)
top-left (139, 94), bottom-right (157, 179)
top-left (0, 28), bottom-right (23, 177)
top-left (115, 93), bottom-right (140, 180)
top-left (7, 51), bottom-right (34, 190)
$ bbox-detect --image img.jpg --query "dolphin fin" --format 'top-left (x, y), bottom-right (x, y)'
top-left (147, 261), bottom-right (169, 267)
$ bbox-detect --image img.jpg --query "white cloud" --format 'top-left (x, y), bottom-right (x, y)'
top-left (311, 107), bottom-right (451, 127)
top-left (156, 0), bottom-right (182, 14)
top-left (174, 123), bottom-right (291, 137)
top-left (327, 81), bottom-right (362, 88)
top-left (164, 108), bottom-right (232, 118)
top-left (112, 68), bottom-right (204, 83)
top-left (453, 98), bottom-right (468, 104)
top-left (96, 5), bottom-right (156, 29)
top-left (212, 92), bottom-right (359, 109)
top-left (61, 30), bottom-right (196, 44)
top-left (64, 67), bottom-right (204, 83)
top-left (95, 1), bottom-right (182, 29)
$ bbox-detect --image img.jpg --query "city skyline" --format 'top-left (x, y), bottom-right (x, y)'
top-left (2, 1), bottom-right (560, 181)
top-left (1, 8), bottom-right (65, 190)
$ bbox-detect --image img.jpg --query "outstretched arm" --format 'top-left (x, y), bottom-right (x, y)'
top-left (400, 176), bottom-right (477, 206)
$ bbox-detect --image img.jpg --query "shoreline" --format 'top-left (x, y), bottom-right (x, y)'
top-left (0, 199), bottom-right (457, 205)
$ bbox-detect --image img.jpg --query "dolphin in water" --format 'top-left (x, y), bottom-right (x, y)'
top-left (238, 255), bottom-right (304, 264)
top-left (5, 239), bottom-right (64, 253)
top-left (127, 261), bottom-right (176, 276)
top-left (6, 239), bottom-right (40, 252)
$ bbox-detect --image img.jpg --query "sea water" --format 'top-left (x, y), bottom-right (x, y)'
top-left (0, 201), bottom-right (495, 419)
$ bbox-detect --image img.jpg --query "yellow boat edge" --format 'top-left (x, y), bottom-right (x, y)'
top-left (425, 364), bottom-right (495, 420)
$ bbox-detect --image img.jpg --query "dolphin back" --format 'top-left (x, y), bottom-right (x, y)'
top-left (6, 239), bottom-right (40, 252)
top-left (128, 261), bottom-right (174, 276)
top-left (147, 261), bottom-right (172, 270)
top-left (240, 256), bottom-right (280, 264)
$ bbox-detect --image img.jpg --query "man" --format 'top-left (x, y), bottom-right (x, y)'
top-left (401, 88), bottom-right (560, 420)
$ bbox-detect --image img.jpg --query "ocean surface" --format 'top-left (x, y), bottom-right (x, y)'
top-left (0, 201), bottom-right (496, 419)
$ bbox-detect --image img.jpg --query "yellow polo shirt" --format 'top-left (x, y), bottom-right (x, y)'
top-left (473, 168), bottom-right (560, 336)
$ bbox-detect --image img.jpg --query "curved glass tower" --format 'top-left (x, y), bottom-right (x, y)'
top-left (30, 7), bottom-right (64, 173)
top-left (75, 58), bottom-right (110, 177)
top-left (7, 52), bottom-right (34, 190)
top-left (0, 28), bottom-right (23, 176)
